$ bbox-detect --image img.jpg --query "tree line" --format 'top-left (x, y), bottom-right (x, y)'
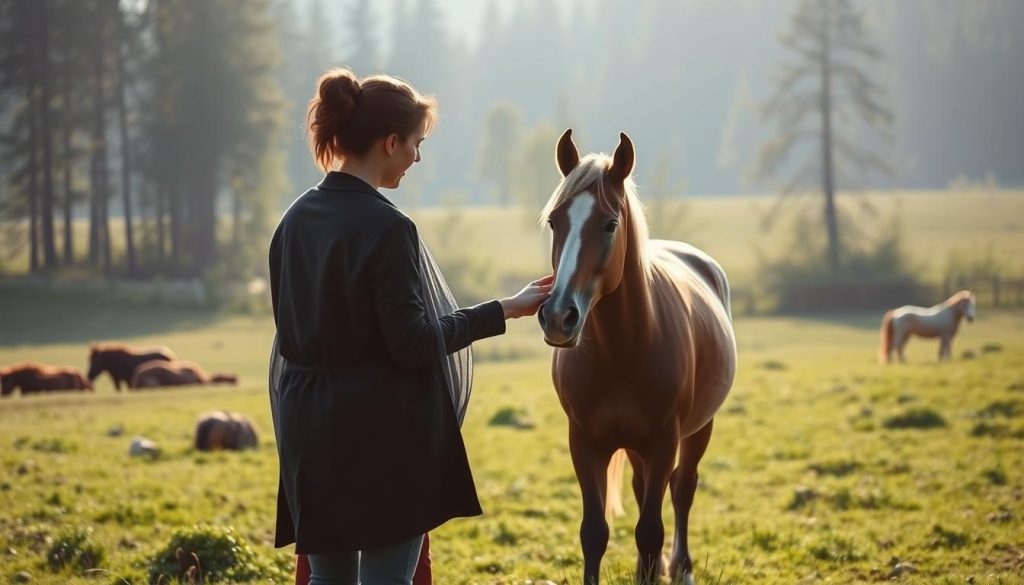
top-left (0, 0), bottom-right (282, 279)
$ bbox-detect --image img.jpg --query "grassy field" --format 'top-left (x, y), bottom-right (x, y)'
top-left (4, 189), bottom-right (1024, 294)
top-left (1, 291), bottom-right (1022, 584)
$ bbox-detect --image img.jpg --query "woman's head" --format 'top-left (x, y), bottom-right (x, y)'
top-left (307, 68), bottom-right (437, 186)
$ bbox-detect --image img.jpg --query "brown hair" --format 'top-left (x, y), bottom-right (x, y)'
top-left (307, 68), bottom-right (438, 171)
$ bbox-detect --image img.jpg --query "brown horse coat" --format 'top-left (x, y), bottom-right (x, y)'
top-left (130, 360), bottom-right (238, 388)
top-left (87, 344), bottom-right (176, 390)
top-left (194, 411), bottom-right (259, 451)
top-left (1, 363), bottom-right (92, 396)
top-left (538, 131), bottom-right (736, 585)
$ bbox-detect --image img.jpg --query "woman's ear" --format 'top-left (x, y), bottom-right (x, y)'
top-left (384, 133), bottom-right (399, 156)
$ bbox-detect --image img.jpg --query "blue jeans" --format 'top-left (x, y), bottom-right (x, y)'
top-left (308, 534), bottom-right (424, 585)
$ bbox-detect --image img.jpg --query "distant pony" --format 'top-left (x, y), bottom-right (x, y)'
top-left (130, 360), bottom-right (238, 388)
top-left (1, 363), bottom-right (92, 396)
top-left (194, 411), bottom-right (258, 451)
top-left (87, 343), bottom-right (176, 390)
top-left (880, 290), bottom-right (976, 363)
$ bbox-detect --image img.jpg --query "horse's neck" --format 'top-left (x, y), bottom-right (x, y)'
top-left (584, 253), bottom-right (654, 358)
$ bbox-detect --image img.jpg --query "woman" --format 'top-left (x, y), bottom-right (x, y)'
top-left (269, 68), bottom-right (551, 585)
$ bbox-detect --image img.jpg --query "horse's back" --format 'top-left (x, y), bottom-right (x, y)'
top-left (649, 240), bottom-right (731, 319)
top-left (647, 240), bottom-right (736, 436)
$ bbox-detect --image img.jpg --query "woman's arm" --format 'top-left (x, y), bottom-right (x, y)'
top-left (369, 217), bottom-right (514, 368)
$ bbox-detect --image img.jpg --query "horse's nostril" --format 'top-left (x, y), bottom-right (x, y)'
top-left (564, 306), bottom-right (580, 330)
top-left (537, 304), bottom-right (547, 327)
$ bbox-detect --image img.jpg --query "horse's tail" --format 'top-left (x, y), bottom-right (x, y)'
top-left (605, 449), bottom-right (627, 521)
top-left (880, 310), bottom-right (894, 364)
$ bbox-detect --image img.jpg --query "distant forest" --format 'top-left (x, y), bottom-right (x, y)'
top-left (1, 0), bottom-right (1021, 279)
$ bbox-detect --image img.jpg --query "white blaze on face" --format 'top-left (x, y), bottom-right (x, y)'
top-left (553, 192), bottom-right (595, 298)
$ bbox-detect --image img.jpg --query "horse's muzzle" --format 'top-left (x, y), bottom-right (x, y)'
top-left (538, 301), bottom-right (582, 347)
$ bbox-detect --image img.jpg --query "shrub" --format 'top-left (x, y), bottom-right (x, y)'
top-left (882, 408), bottom-right (947, 429)
top-left (46, 526), bottom-right (105, 573)
top-left (148, 524), bottom-right (279, 584)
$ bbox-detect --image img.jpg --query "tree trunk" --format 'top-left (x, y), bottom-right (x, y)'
top-left (156, 183), bottom-right (167, 264)
top-left (61, 46), bottom-right (74, 265)
top-left (189, 151), bottom-right (218, 277)
top-left (169, 177), bottom-right (183, 269)
top-left (89, 5), bottom-right (112, 272)
top-left (26, 22), bottom-right (41, 273)
top-left (113, 0), bottom-right (136, 275)
top-left (37, 1), bottom-right (58, 269)
top-left (820, 0), bottom-right (840, 270)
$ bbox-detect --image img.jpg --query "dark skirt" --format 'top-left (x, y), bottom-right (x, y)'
top-left (273, 362), bottom-right (482, 554)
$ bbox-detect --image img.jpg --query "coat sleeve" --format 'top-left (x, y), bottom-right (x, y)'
top-left (368, 217), bottom-right (506, 369)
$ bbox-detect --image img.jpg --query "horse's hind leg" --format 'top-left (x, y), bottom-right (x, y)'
top-left (568, 425), bottom-right (614, 585)
top-left (668, 419), bottom-right (714, 585)
top-left (895, 332), bottom-right (909, 363)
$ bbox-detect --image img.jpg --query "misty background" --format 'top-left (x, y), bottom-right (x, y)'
top-left (1, 0), bottom-right (1021, 309)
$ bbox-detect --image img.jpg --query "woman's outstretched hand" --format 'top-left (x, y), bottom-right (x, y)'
top-left (499, 275), bottom-right (554, 319)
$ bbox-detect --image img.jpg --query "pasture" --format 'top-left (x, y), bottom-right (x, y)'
top-left (1, 290), bottom-right (1022, 584)
top-left (4, 189), bottom-right (1023, 295)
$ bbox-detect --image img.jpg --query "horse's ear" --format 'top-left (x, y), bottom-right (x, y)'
top-left (556, 128), bottom-right (579, 177)
top-left (609, 132), bottom-right (635, 184)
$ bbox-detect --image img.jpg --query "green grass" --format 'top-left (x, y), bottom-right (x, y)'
top-left (1, 291), bottom-right (1023, 583)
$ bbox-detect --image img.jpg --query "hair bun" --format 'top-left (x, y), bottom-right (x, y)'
top-left (319, 69), bottom-right (361, 127)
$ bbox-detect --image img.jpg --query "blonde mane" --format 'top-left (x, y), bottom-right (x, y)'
top-left (942, 290), bottom-right (974, 308)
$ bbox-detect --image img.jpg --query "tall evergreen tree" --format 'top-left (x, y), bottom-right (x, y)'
top-left (753, 0), bottom-right (893, 270)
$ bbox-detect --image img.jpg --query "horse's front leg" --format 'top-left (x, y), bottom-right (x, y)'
top-left (569, 425), bottom-right (614, 585)
top-left (939, 336), bottom-right (951, 361)
top-left (634, 424), bottom-right (678, 584)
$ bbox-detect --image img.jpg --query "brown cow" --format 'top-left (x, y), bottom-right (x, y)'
top-left (87, 343), bottom-right (176, 391)
top-left (1, 363), bottom-right (93, 396)
top-left (130, 360), bottom-right (238, 389)
top-left (194, 411), bottom-right (258, 451)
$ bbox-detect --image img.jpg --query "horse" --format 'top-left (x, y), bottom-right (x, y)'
top-left (194, 410), bottom-right (258, 451)
top-left (880, 290), bottom-right (976, 363)
top-left (87, 343), bottom-right (176, 390)
top-left (0, 363), bottom-right (93, 396)
top-left (130, 360), bottom-right (238, 388)
top-left (537, 130), bottom-right (736, 585)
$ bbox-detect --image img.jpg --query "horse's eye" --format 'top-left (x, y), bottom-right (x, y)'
top-left (605, 220), bottom-right (619, 233)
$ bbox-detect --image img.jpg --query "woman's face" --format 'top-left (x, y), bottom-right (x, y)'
top-left (382, 117), bottom-right (427, 189)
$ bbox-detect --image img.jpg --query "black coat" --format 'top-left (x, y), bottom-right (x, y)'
top-left (269, 172), bottom-right (506, 554)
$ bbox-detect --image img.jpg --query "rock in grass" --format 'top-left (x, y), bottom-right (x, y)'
top-left (128, 437), bottom-right (160, 458)
top-left (14, 571), bottom-right (31, 583)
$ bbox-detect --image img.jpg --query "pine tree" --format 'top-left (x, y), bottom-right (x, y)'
top-left (753, 0), bottom-right (893, 270)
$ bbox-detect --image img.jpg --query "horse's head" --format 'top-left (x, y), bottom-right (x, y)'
top-left (86, 345), bottom-right (105, 381)
top-left (959, 290), bottom-right (976, 322)
top-left (537, 129), bottom-right (639, 348)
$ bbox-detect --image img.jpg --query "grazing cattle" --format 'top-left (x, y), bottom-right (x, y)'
top-left (194, 411), bottom-right (258, 451)
top-left (0, 363), bottom-right (92, 396)
top-left (87, 343), bottom-right (176, 390)
top-left (130, 360), bottom-right (238, 388)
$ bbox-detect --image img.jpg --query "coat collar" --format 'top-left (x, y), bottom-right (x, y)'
top-left (316, 171), bottom-right (396, 209)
